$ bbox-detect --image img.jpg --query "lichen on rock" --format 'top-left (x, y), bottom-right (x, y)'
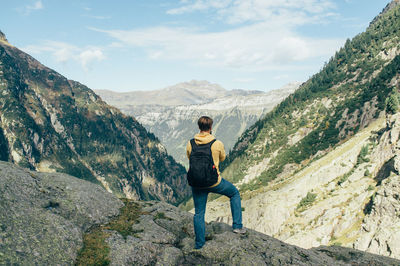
top-left (0, 161), bottom-right (122, 265)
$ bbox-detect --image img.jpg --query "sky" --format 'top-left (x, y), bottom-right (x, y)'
top-left (0, 0), bottom-right (393, 92)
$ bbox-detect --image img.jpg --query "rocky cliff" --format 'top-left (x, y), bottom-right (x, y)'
top-left (201, 0), bottom-right (400, 259)
top-left (0, 32), bottom-right (189, 204)
top-left (97, 81), bottom-right (300, 165)
top-left (0, 161), bottom-right (398, 265)
top-left (204, 112), bottom-right (400, 258)
top-left (0, 31), bottom-right (8, 44)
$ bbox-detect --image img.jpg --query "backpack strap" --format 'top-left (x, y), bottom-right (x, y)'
top-left (208, 139), bottom-right (217, 147)
top-left (190, 138), bottom-right (217, 150)
top-left (190, 139), bottom-right (197, 151)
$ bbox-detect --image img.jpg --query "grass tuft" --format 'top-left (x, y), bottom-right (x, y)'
top-left (75, 199), bottom-right (141, 266)
top-left (104, 199), bottom-right (141, 238)
top-left (297, 192), bottom-right (317, 211)
top-left (75, 228), bottom-right (110, 266)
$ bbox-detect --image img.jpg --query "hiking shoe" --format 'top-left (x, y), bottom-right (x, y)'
top-left (233, 228), bottom-right (247, 234)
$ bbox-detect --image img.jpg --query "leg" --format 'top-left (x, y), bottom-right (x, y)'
top-left (209, 179), bottom-right (243, 229)
top-left (192, 187), bottom-right (209, 249)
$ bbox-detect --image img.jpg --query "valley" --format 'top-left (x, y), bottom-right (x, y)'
top-left (97, 81), bottom-right (300, 165)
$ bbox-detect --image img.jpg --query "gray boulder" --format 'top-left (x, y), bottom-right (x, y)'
top-left (0, 161), bottom-right (123, 265)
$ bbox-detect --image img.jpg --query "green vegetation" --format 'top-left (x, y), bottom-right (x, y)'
top-left (75, 228), bottom-right (111, 266)
top-left (385, 88), bottom-right (400, 114)
top-left (220, 5), bottom-right (400, 192)
top-left (0, 127), bottom-right (9, 161)
top-left (337, 144), bottom-right (371, 185)
top-left (154, 212), bottom-right (166, 220)
top-left (75, 199), bottom-right (141, 266)
top-left (357, 144), bottom-right (370, 165)
top-left (297, 192), bottom-right (317, 211)
top-left (364, 193), bottom-right (376, 215)
top-left (337, 171), bottom-right (352, 186)
top-left (103, 199), bottom-right (141, 238)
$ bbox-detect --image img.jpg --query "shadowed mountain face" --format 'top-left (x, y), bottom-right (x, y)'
top-left (199, 0), bottom-right (400, 259)
top-left (97, 81), bottom-right (300, 165)
top-left (0, 33), bottom-right (190, 204)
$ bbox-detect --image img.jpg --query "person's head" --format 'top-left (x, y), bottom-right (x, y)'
top-left (198, 116), bottom-right (213, 132)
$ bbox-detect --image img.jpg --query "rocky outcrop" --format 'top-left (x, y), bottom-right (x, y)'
top-left (106, 201), bottom-right (399, 266)
top-left (1, 161), bottom-right (399, 265)
top-left (354, 159), bottom-right (400, 257)
top-left (0, 161), bottom-right (122, 265)
top-left (0, 31), bottom-right (7, 43)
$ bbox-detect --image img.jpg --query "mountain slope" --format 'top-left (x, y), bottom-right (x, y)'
top-left (0, 32), bottom-right (189, 204)
top-left (97, 81), bottom-right (300, 165)
top-left (220, 0), bottom-right (400, 188)
top-left (201, 0), bottom-right (400, 259)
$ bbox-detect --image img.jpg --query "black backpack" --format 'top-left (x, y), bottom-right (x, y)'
top-left (187, 139), bottom-right (219, 187)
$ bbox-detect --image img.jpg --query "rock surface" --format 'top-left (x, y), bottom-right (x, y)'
top-left (0, 161), bottom-right (123, 265)
top-left (354, 171), bottom-right (400, 257)
top-left (1, 161), bottom-right (399, 265)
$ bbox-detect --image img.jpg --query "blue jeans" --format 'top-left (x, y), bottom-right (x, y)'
top-left (192, 178), bottom-right (243, 249)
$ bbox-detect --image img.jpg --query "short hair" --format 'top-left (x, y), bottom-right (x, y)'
top-left (198, 116), bottom-right (213, 131)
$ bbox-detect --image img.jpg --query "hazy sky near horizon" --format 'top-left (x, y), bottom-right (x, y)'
top-left (0, 0), bottom-right (392, 92)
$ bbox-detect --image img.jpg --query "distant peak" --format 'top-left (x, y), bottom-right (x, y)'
top-left (383, 0), bottom-right (400, 13)
top-left (0, 31), bottom-right (7, 41)
top-left (371, 0), bottom-right (400, 25)
top-left (180, 80), bottom-right (218, 87)
top-left (0, 30), bottom-right (11, 46)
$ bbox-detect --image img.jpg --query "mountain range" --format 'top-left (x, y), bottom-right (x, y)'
top-left (0, 30), bottom-right (189, 204)
top-left (196, 0), bottom-right (400, 259)
top-left (0, 0), bottom-right (400, 263)
top-left (97, 81), bottom-right (300, 165)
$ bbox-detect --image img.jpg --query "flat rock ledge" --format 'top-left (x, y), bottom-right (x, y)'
top-left (0, 161), bottom-right (399, 265)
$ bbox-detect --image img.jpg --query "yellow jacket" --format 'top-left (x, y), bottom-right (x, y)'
top-left (186, 132), bottom-right (226, 188)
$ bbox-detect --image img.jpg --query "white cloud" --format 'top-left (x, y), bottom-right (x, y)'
top-left (89, 0), bottom-right (342, 72)
top-left (167, 0), bottom-right (336, 25)
top-left (23, 41), bottom-right (105, 71)
top-left (91, 22), bottom-right (342, 71)
top-left (79, 49), bottom-right (105, 70)
top-left (20, 0), bottom-right (43, 14)
top-left (29, 0), bottom-right (43, 10)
